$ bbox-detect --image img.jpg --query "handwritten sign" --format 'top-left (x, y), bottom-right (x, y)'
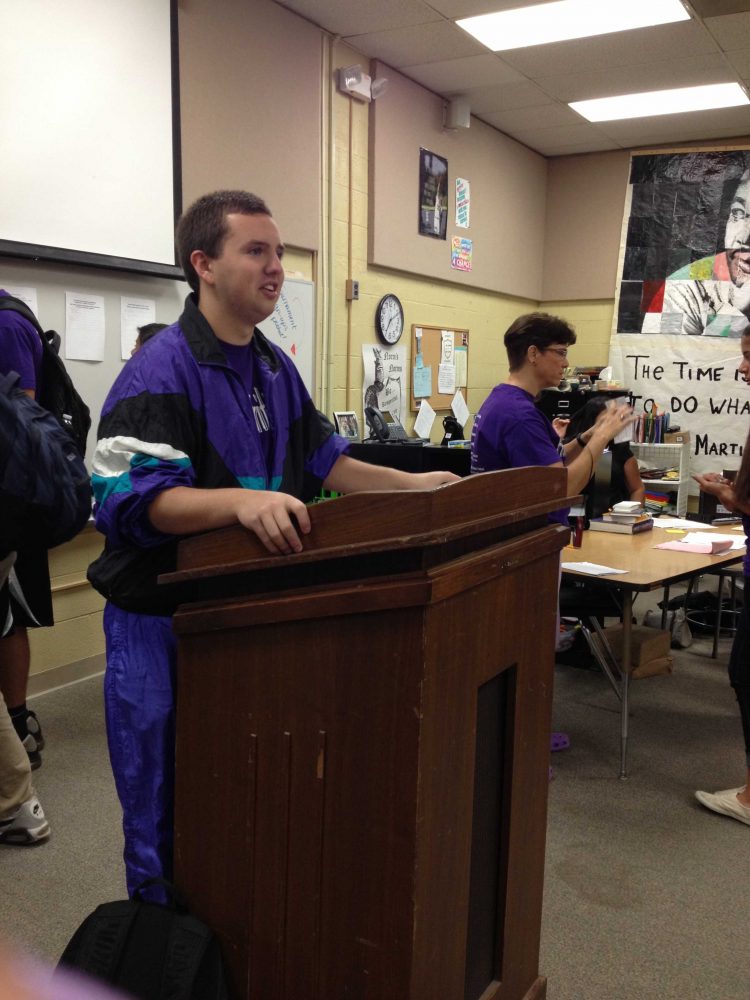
top-left (609, 335), bottom-right (746, 478)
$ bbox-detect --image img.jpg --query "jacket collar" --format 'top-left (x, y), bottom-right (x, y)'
top-left (178, 293), bottom-right (281, 372)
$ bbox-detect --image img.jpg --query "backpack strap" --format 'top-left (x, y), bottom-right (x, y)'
top-left (0, 294), bottom-right (45, 337)
top-left (0, 371), bottom-right (21, 397)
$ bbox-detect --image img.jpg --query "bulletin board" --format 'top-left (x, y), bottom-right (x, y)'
top-left (410, 324), bottom-right (469, 411)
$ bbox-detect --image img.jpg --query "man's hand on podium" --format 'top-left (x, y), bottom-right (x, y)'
top-left (235, 490), bottom-right (311, 555)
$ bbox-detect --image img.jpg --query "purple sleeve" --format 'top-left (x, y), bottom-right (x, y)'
top-left (0, 313), bottom-right (42, 391)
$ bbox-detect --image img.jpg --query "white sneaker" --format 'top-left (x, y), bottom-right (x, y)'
top-left (695, 787), bottom-right (750, 827)
top-left (0, 795), bottom-right (50, 845)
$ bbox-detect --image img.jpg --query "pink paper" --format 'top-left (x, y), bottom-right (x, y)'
top-left (654, 540), bottom-right (733, 554)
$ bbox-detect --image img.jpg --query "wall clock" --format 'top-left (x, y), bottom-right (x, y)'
top-left (375, 293), bottom-right (404, 345)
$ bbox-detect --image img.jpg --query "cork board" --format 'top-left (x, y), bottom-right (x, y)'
top-left (410, 324), bottom-right (469, 411)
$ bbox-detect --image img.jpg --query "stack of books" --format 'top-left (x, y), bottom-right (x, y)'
top-left (589, 502), bottom-right (654, 535)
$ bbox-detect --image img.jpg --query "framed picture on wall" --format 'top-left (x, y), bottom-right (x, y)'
top-left (333, 410), bottom-right (360, 441)
top-left (418, 148), bottom-right (448, 240)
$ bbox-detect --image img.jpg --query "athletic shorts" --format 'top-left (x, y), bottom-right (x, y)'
top-left (0, 546), bottom-right (53, 636)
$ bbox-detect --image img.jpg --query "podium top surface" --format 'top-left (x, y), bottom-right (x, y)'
top-left (164, 466), bottom-right (575, 586)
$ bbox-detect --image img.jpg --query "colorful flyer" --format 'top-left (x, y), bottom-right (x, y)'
top-left (451, 236), bottom-right (472, 271)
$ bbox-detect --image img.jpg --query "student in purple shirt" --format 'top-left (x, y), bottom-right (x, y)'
top-left (694, 327), bottom-right (750, 826)
top-left (470, 312), bottom-right (632, 507)
top-left (471, 312), bottom-right (634, 757)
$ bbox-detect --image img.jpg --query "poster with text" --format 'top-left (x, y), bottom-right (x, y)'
top-left (609, 149), bottom-right (750, 478)
top-left (362, 343), bottom-right (406, 426)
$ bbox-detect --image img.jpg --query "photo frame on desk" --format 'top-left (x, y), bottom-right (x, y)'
top-left (333, 410), bottom-right (360, 441)
top-left (410, 324), bottom-right (469, 412)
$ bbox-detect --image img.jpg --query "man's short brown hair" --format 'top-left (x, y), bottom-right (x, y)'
top-left (504, 312), bottom-right (577, 372)
top-left (175, 190), bottom-right (272, 295)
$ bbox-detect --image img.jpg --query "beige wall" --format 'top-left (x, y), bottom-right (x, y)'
top-left (369, 63), bottom-right (548, 302)
top-left (542, 151), bottom-right (631, 303)
top-left (179, 0), bottom-right (323, 252)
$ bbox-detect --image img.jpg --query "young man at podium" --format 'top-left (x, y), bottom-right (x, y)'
top-left (88, 191), bottom-right (459, 898)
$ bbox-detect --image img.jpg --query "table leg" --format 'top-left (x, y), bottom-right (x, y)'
top-left (660, 586), bottom-right (670, 630)
top-left (619, 591), bottom-right (633, 780)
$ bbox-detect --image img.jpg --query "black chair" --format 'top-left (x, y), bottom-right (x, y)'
top-left (559, 578), bottom-right (624, 699)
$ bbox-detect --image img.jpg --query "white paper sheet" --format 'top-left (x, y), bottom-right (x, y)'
top-left (65, 292), bottom-right (105, 361)
top-left (120, 296), bottom-right (156, 359)
top-left (654, 517), bottom-right (713, 529)
top-left (561, 562), bottom-right (628, 576)
top-left (414, 399), bottom-right (436, 440)
top-left (438, 363), bottom-right (455, 394)
top-left (451, 390), bottom-right (470, 427)
top-left (4, 285), bottom-right (38, 316)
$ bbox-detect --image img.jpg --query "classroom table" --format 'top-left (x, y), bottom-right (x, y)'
top-left (561, 523), bottom-right (745, 778)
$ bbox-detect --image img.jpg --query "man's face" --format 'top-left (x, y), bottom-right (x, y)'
top-left (207, 212), bottom-right (284, 328)
top-left (725, 171), bottom-right (750, 288)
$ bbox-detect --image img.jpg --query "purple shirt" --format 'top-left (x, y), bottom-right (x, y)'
top-left (471, 383), bottom-right (568, 524)
top-left (0, 289), bottom-right (42, 392)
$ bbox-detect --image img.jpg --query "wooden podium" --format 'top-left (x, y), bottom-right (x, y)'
top-left (168, 469), bottom-right (572, 1000)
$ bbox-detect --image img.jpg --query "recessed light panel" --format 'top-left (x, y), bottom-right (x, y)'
top-left (457, 0), bottom-right (689, 51)
top-left (570, 83), bottom-right (750, 122)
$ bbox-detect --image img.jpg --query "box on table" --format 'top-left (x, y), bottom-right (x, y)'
top-left (594, 624), bottom-right (673, 678)
top-left (664, 430), bottom-right (690, 444)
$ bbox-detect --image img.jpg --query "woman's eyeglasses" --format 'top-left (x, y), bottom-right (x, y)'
top-left (543, 347), bottom-right (569, 359)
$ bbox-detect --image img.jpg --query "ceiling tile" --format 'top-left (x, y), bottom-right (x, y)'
top-left (528, 135), bottom-right (624, 156)
top-left (344, 20), bottom-right (485, 67)
top-left (499, 22), bottom-right (716, 78)
top-left (273, 0), bottom-right (440, 35)
top-left (462, 80), bottom-right (555, 114)
top-left (428, 0), bottom-right (552, 14)
top-left (727, 48), bottom-right (750, 75)
top-left (596, 106), bottom-right (750, 146)
top-left (485, 120), bottom-right (602, 145)
top-left (506, 127), bottom-right (622, 156)
top-left (401, 53), bottom-right (523, 92)
top-left (691, 1), bottom-right (750, 15)
top-left (483, 102), bottom-right (580, 132)
top-left (533, 54), bottom-right (734, 104)
top-left (705, 12), bottom-right (750, 51)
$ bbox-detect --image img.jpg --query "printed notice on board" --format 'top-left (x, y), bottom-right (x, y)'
top-left (65, 292), bottom-right (105, 361)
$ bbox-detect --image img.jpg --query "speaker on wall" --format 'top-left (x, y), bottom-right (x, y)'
top-left (446, 97), bottom-right (471, 129)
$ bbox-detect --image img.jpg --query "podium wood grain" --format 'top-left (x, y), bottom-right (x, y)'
top-left (170, 470), bottom-right (573, 1000)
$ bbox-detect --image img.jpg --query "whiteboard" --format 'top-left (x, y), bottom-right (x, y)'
top-left (258, 278), bottom-right (315, 393)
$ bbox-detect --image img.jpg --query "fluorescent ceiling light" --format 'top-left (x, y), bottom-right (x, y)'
top-left (571, 83), bottom-right (750, 122)
top-left (457, 0), bottom-right (689, 51)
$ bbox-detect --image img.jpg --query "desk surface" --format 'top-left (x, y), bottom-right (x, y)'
top-left (562, 523), bottom-right (745, 591)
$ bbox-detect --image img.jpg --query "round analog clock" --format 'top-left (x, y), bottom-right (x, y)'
top-left (375, 293), bottom-right (404, 345)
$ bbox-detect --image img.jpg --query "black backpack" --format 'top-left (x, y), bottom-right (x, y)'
top-left (0, 293), bottom-right (91, 456)
top-left (0, 372), bottom-right (92, 552)
top-left (57, 878), bottom-right (230, 1000)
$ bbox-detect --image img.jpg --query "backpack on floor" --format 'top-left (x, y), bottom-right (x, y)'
top-left (57, 878), bottom-right (230, 1000)
top-left (0, 371), bottom-right (92, 551)
top-left (0, 292), bottom-right (91, 456)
